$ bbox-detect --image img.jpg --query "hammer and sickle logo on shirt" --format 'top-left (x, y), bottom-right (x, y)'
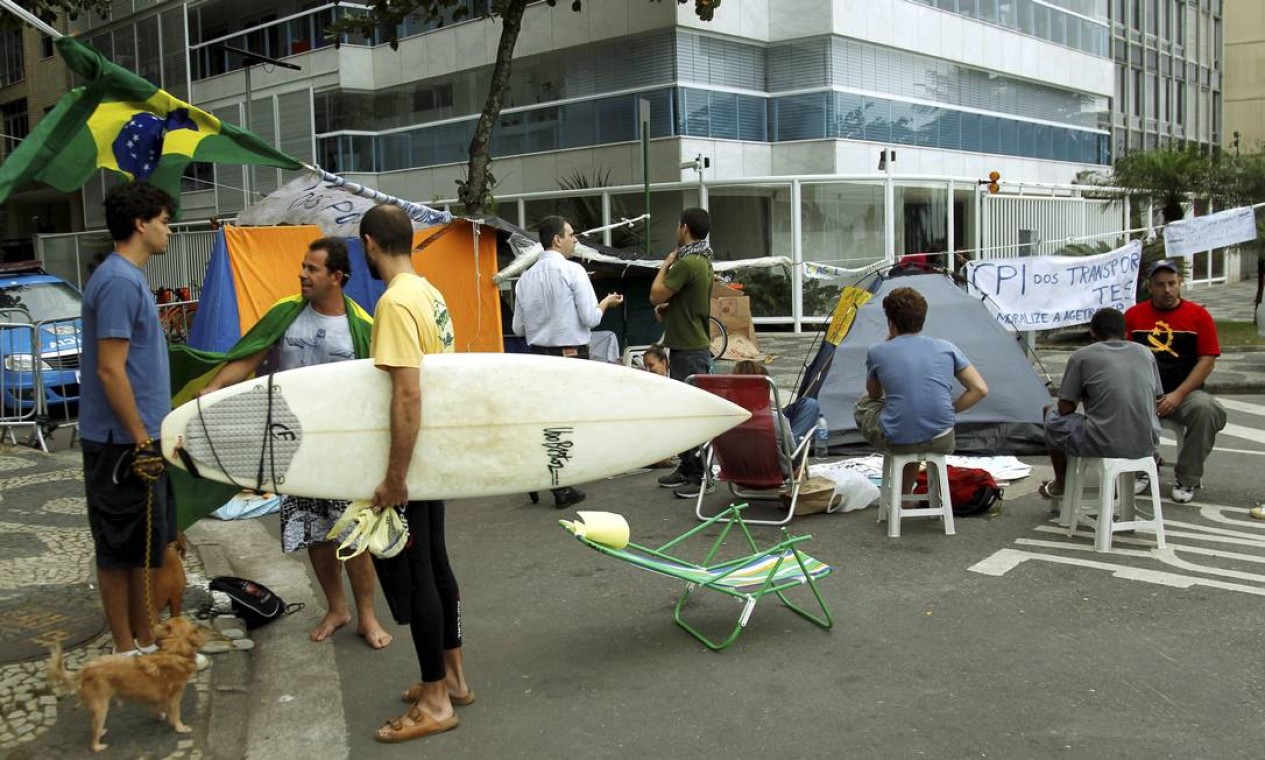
top-left (1147, 320), bottom-right (1179, 357)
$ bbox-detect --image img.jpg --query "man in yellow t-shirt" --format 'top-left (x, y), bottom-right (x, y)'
top-left (359, 204), bottom-right (467, 744)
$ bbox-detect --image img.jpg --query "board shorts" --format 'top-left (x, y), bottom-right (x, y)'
top-left (280, 496), bottom-right (352, 553)
top-left (82, 439), bottom-right (177, 569)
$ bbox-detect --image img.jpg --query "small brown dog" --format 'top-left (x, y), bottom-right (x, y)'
top-left (154, 532), bottom-right (188, 617)
top-left (47, 617), bottom-right (208, 753)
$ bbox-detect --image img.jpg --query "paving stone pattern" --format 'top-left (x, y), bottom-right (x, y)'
top-left (0, 445), bottom-right (212, 759)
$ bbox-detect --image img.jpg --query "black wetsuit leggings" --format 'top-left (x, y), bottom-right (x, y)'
top-left (403, 500), bottom-right (462, 682)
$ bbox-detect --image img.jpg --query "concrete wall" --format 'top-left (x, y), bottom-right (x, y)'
top-left (1223, 0), bottom-right (1265, 152)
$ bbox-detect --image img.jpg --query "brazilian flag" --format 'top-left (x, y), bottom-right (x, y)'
top-left (0, 36), bottom-right (301, 209)
top-left (168, 294), bottom-right (374, 529)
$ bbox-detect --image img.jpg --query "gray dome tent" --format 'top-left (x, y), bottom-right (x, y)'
top-left (814, 273), bottom-right (1053, 454)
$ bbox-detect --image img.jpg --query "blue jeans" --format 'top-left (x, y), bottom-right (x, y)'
top-left (785, 397), bottom-right (820, 445)
top-left (669, 348), bottom-right (711, 483)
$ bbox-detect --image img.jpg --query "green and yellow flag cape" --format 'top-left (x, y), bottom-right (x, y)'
top-left (0, 36), bottom-right (301, 210)
top-left (169, 294), bottom-right (374, 529)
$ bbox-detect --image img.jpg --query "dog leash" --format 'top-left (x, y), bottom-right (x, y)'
top-left (130, 439), bottom-right (166, 630)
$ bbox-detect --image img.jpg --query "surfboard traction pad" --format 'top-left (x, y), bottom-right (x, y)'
top-left (184, 384), bottom-right (302, 488)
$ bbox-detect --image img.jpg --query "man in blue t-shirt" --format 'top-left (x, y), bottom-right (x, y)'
top-left (79, 181), bottom-right (176, 657)
top-left (854, 286), bottom-right (989, 491)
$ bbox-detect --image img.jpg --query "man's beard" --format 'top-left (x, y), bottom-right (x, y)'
top-left (366, 255), bottom-right (382, 280)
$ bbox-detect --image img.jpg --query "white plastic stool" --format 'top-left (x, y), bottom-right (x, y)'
top-left (1061, 456), bottom-right (1166, 552)
top-left (878, 451), bottom-right (954, 538)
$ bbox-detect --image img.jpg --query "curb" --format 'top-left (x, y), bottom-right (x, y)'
top-left (190, 536), bottom-right (253, 760)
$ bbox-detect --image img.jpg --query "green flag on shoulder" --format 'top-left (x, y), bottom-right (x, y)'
top-left (169, 295), bottom-right (374, 529)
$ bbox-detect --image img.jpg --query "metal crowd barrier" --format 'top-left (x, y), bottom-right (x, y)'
top-left (0, 315), bottom-right (82, 452)
top-left (0, 318), bottom-right (42, 448)
top-left (3, 301), bottom-right (198, 451)
top-left (33, 316), bottom-right (84, 451)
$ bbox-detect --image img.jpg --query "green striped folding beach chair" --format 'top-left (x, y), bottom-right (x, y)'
top-left (560, 504), bottom-right (834, 651)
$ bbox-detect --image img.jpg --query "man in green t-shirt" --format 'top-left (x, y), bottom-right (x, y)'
top-left (650, 207), bottom-right (716, 498)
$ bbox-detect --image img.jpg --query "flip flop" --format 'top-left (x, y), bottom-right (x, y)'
top-left (374, 708), bottom-right (458, 743)
top-left (401, 683), bottom-right (475, 706)
top-left (1037, 480), bottom-right (1063, 500)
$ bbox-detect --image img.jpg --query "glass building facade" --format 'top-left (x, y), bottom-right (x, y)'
top-left (314, 28), bottom-right (1112, 173)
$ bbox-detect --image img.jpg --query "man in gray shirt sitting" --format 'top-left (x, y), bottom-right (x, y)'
top-left (1040, 307), bottom-right (1163, 499)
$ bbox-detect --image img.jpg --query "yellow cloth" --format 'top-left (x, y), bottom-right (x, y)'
top-left (371, 273), bottom-right (455, 367)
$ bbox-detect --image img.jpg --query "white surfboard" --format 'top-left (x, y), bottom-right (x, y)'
top-left (160, 353), bottom-right (749, 501)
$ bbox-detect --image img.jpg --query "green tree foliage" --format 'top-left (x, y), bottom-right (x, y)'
top-left (0, 0), bottom-right (109, 30)
top-left (551, 170), bottom-right (644, 251)
top-left (1104, 146), bottom-right (1219, 224)
top-left (328, 1), bottom-right (722, 215)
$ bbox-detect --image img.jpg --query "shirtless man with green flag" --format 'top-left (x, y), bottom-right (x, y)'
top-left (186, 237), bottom-right (390, 648)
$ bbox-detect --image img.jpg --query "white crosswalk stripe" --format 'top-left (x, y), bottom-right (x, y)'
top-left (971, 501), bottom-right (1265, 598)
top-left (1215, 398), bottom-right (1265, 417)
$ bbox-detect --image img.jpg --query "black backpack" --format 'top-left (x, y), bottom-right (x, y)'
top-left (209, 576), bottom-right (304, 630)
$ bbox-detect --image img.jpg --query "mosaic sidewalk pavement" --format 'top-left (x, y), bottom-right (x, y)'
top-left (0, 445), bottom-right (213, 759)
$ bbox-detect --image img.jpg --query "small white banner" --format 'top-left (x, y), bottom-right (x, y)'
top-left (965, 240), bottom-right (1142, 330)
top-left (1163, 206), bottom-right (1258, 257)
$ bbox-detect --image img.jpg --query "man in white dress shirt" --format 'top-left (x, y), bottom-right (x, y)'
top-left (513, 215), bottom-right (623, 508)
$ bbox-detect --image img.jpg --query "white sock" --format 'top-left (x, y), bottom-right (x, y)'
top-left (137, 642), bottom-right (159, 655)
top-left (113, 648), bottom-right (140, 657)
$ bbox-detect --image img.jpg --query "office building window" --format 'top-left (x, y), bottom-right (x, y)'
top-left (1, 29), bottom-right (24, 86)
top-left (910, 0), bottom-right (1109, 55)
top-left (2, 99), bottom-right (29, 157)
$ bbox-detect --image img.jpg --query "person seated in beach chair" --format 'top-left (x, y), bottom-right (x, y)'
top-left (732, 360), bottom-right (819, 447)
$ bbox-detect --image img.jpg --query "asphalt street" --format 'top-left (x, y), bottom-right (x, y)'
top-left (216, 395), bottom-right (1265, 760)
top-left (3, 274), bottom-right (1263, 758)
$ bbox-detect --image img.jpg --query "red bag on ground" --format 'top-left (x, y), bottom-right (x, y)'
top-left (912, 466), bottom-right (1002, 516)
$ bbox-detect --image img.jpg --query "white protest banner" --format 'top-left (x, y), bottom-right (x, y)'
top-left (1162, 206), bottom-right (1258, 257)
top-left (237, 172), bottom-right (450, 236)
top-left (965, 240), bottom-right (1142, 331)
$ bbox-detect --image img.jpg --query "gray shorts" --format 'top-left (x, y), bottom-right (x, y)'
top-left (1043, 408), bottom-right (1094, 456)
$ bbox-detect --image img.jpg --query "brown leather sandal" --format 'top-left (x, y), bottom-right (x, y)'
top-left (373, 707), bottom-right (458, 743)
top-left (401, 682), bottom-right (476, 706)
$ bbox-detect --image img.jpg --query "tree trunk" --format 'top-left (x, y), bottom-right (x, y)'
top-left (456, 0), bottom-right (529, 216)
top-left (1162, 201), bottom-right (1184, 225)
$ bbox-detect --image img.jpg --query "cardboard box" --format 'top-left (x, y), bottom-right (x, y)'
top-left (709, 283), bottom-right (758, 358)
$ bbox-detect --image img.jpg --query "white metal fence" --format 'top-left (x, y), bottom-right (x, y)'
top-left (34, 226), bottom-right (220, 295)
top-left (33, 173), bottom-right (1231, 330)
top-left (980, 193), bottom-right (1127, 259)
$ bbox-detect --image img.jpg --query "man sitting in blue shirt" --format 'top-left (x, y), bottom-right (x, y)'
top-left (853, 286), bottom-right (989, 493)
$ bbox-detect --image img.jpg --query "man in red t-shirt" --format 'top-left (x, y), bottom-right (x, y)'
top-left (1124, 260), bottom-right (1227, 503)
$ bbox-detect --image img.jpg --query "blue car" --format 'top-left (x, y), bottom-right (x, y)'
top-left (0, 263), bottom-right (84, 413)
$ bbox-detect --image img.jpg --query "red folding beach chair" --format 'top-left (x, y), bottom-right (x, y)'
top-left (688, 374), bottom-right (812, 527)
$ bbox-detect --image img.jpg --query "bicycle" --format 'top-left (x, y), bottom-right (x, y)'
top-left (158, 301), bottom-right (197, 345)
top-left (708, 315), bottom-right (728, 361)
